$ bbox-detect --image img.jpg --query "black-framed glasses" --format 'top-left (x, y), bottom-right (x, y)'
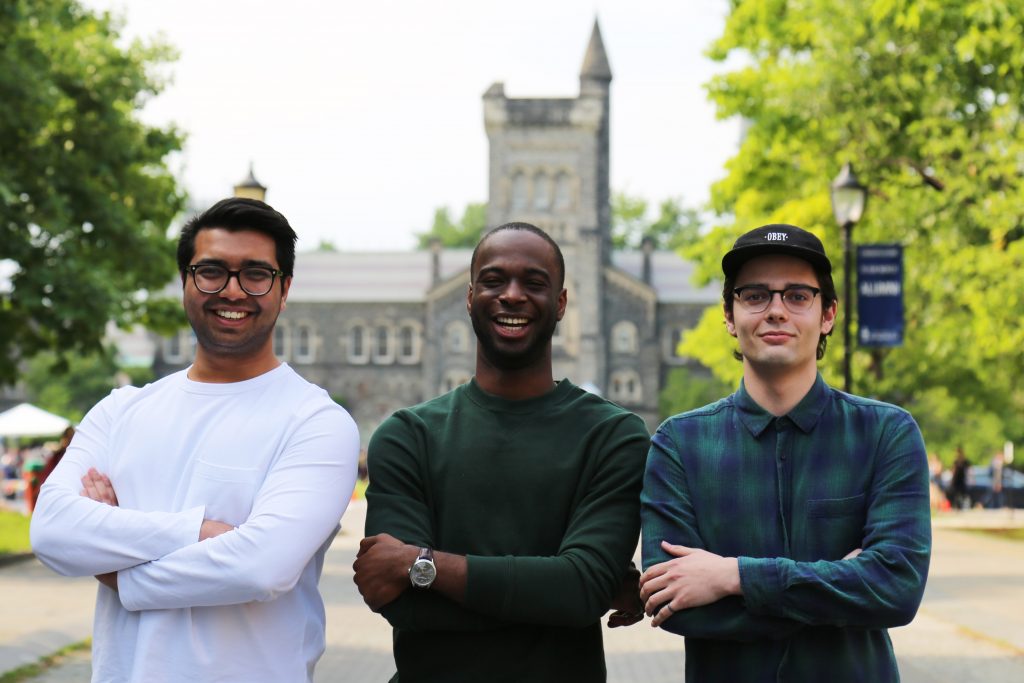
top-left (187, 264), bottom-right (285, 296)
top-left (733, 285), bottom-right (821, 313)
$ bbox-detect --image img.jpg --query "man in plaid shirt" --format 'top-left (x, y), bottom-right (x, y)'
top-left (639, 223), bottom-right (931, 682)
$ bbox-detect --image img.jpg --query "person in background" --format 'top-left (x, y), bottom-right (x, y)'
top-left (38, 426), bottom-right (75, 488)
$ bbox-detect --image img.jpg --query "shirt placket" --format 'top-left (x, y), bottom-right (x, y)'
top-left (774, 417), bottom-right (793, 556)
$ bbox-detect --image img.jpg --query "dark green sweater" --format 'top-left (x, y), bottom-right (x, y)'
top-left (365, 378), bottom-right (649, 682)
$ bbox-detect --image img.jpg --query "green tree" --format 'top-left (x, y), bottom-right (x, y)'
top-left (658, 366), bottom-right (734, 420)
top-left (415, 203), bottom-right (487, 248)
top-left (23, 345), bottom-right (154, 422)
top-left (0, 0), bottom-right (186, 385)
top-left (611, 192), bottom-right (702, 250)
top-left (24, 347), bottom-right (113, 422)
top-left (680, 0), bottom-right (1024, 462)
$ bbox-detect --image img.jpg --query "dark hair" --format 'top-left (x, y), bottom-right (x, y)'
top-left (723, 262), bottom-right (837, 361)
top-left (176, 197), bottom-right (298, 279)
top-left (470, 222), bottom-right (565, 287)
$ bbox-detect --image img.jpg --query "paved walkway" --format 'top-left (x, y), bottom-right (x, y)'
top-left (5, 504), bottom-right (1024, 682)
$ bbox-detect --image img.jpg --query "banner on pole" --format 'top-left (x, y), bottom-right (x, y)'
top-left (857, 244), bottom-right (903, 347)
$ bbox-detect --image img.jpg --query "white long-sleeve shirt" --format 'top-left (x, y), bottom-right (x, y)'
top-left (30, 364), bottom-right (360, 683)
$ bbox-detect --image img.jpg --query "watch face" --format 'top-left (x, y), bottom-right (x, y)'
top-left (410, 559), bottom-right (436, 588)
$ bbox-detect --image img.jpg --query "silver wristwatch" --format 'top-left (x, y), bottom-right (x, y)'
top-left (409, 547), bottom-right (436, 589)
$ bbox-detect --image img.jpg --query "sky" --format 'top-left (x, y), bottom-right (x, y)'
top-left (84, 0), bottom-right (741, 252)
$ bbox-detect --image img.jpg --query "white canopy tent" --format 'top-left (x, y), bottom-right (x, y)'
top-left (0, 403), bottom-right (72, 439)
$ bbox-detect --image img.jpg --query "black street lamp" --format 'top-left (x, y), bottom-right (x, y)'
top-left (830, 163), bottom-right (868, 394)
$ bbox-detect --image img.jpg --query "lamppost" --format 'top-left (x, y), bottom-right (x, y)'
top-left (830, 163), bottom-right (868, 394)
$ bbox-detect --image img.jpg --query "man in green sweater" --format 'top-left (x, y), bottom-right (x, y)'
top-left (353, 222), bottom-right (650, 682)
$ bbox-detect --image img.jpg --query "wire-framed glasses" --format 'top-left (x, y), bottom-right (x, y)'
top-left (187, 264), bottom-right (285, 296)
top-left (732, 285), bottom-right (821, 313)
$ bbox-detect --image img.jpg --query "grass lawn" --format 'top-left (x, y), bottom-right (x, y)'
top-left (970, 527), bottom-right (1024, 542)
top-left (0, 509), bottom-right (31, 556)
top-left (0, 640), bottom-right (90, 683)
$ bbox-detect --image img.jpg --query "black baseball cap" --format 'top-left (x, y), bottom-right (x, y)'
top-left (721, 224), bottom-right (832, 279)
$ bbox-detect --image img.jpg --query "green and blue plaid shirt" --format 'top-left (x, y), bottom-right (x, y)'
top-left (642, 373), bottom-right (931, 682)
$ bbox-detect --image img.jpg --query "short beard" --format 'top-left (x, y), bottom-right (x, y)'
top-left (470, 313), bottom-right (557, 371)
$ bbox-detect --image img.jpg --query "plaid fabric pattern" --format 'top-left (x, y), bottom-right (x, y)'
top-left (642, 374), bottom-right (931, 682)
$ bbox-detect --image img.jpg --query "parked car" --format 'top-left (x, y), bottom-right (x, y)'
top-left (966, 465), bottom-right (1024, 508)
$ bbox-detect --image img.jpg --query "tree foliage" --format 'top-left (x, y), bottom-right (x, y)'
top-left (680, 0), bottom-right (1024, 462)
top-left (0, 0), bottom-right (186, 384)
top-left (415, 203), bottom-right (488, 249)
top-left (611, 192), bottom-right (702, 250)
top-left (658, 366), bottom-right (734, 420)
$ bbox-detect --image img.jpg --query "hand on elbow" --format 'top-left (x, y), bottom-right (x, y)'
top-left (352, 533), bottom-right (418, 611)
top-left (639, 541), bottom-right (741, 627)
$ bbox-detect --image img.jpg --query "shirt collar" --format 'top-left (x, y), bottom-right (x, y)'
top-left (734, 373), bottom-right (830, 436)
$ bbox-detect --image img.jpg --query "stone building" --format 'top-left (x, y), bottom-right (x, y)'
top-left (155, 21), bottom-right (718, 444)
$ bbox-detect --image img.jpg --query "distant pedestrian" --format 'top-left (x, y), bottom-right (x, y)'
top-left (37, 426), bottom-right (74, 488)
top-left (950, 447), bottom-right (969, 510)
top-left (988, 450), bottom-right (1005, 509)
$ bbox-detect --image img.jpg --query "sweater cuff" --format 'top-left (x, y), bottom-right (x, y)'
top-left (464, 554), bottom-right (514, 617)
top-left (118, 504), bottom-right (206, 612)
top-left (738, 556), bottom-right (782, 616)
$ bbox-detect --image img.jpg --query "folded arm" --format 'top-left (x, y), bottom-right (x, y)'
top-left (738, 414), bottom-right (931, 628)
top-left (641, 428), bottom-right (804, 641)
top-left (358, 411), bottom-right (648, 631)
top-left (116, 406), bottom-right (360, 611)
top-left (30, 391), bottom-right (205, 576)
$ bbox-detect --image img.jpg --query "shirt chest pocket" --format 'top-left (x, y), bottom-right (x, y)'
top-left (186, 459), bottom-right (261, 527)
top-left (805, 493), bottom-right (866, 560)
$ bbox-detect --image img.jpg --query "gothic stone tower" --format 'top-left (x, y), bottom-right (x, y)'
top-left (483, 20), bottom-right (612, 389)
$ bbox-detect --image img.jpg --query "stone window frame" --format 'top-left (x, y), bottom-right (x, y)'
top-left (445, 320), bottom-right (471, 355)
top-left (511, 171), bottom-right (529, 210)
top-left (273, 320), bottom-right (291, 361)
top-left (440, 369), bottom-right (472, 394)
top-left (554, 171), bottom-right (573, 210)
top-left (292, 321), bottom-right (317, 364)
top-left (533, 171), bottom-right (551, 210)
top-left (371, 319), bottom-right (395, 365)
top-left (163, 329), bottom-right (194, 364)
top-left (347, 319), bottom-right (370, 365)
top-left (611, 320), bottom-right (639, 354)
top-left (608, 368), bottom-right (643, 404)
top-left (662, 325), bottom-right (688, 361)
top-left (397, 319), bottom-right (423, 365)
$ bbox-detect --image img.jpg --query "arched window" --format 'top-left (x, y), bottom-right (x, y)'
top-left (554, 172), bottom-right (572, 210)
top-left (163, 330), bottom-right (194, 364)
top-left (533, 172), bottom-right (551, 210)
top-left (348, 323), bottom-right (369, 364)
top-left (608, 369), bottom-right (643, 404)
top-left (294, 323), bottom-right (315, 363)
top-left (397, 321), bottom-right (422, 364)
top-left (511, 172), bottom-right (528, 210)
top-left (372, 324), bottom-right (394, 364)
top-left (446, 321), bottom-right (471, 354)
top-left (611, 321), bottom-right (639, 354)
top-left (440, 370), bottom-right (472, 394)
top-left (273, 321), bottom-right (290, 361)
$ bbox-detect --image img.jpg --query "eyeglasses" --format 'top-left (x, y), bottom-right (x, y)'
top-left (732, 285), bottom-right (821, 313)
top-left (187, 264), bottom-right (285, 296)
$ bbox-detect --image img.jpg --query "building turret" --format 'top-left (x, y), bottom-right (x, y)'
top-left (579, 19), bottom-right (612, 97)
top-left (233, 163), bottom-right (267, 202)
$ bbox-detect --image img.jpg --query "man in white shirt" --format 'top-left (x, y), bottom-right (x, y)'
top-left (30, 197), bottom-right (360, 682)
